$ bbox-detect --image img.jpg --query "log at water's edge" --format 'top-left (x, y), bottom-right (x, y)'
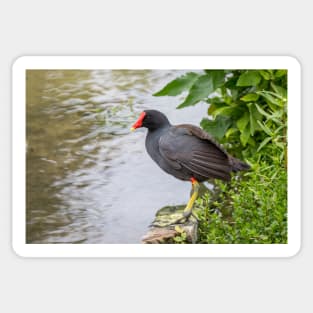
top-left (141, 205), bottom-right (198, 244)
top-left (141, 183), bottom-right (211, 244)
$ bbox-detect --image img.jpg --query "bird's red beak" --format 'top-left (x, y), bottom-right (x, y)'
top-left (130, 112), bottom-right (146, 131)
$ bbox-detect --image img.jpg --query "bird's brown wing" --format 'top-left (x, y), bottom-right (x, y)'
top-left (176, 124), bottom-right (229, 155)
top-left (159, 125), bottom-right (232, 181)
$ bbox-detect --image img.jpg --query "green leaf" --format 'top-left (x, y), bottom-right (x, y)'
top-left (248, 103), bottom-right (262, 135)
top-left (225, 127), bottom-right (239, 139)
top-left (257, 121), bottom-right (273, 136)
top-left (237, 71), bottom-right (261, 86)
top-left (270, 82), bottom-right (287, 99)
top-left (275, 142), bottom-right (285, 150)
top-left (178, 71), bottom-right (225, 108)
top-left (250, 103), bottom-right (263, 120)
top-left (255, 103), bottom-right (271, 119)
top-left (153, 72), bottom-right (200, 96)
top-left (211, 106), bottom-right (235, 117)
top-left (240, 125), bottom-right (250, 147)
top-left (259, 70), bottom-right (271, 80)
top-left (249, 114), bottom-right (256, 135)
top-left (275, 70), bottom-right (287, 78)
top-left (248, 136), bottom-right (256, 146)
top-left (258, 91), bottom-right (282, 107)
top-left (207, 103), bottom-right (217, 115)
top-left (207, 97), bottom-right (226, 115)
top-left (237, 111), bottom-right (250, 133)
top-left (200, 115), bottom-right (232, 140)
top-left (257, 137), bottom-right (272, 152)
top-left (240, 93), bottom-right (259, 102)
top-left (204, 70), bottom-right (226, 79)
top-left (230, 88), bottom-right (239, 100)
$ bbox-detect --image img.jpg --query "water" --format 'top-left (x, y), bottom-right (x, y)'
top-left (26, 69), bottom-right (208, 243)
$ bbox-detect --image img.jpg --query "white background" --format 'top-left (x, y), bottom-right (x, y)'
top-left (12, 56), bottom-right (301, 257)
top-left (1, 0), bottom-right (311, 312)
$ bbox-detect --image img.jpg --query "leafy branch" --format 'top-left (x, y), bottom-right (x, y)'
top-left (153, 69), bottom-right (287, 165)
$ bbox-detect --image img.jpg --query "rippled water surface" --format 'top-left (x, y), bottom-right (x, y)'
top-left (26, 69), bottom-right (208, 243)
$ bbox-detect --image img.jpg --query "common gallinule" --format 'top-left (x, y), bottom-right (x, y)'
top-left (131, 110), bottom-right (249, 224)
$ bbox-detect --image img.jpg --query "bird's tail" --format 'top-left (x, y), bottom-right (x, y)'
top-left (229, 156), bottom-right (250, 172)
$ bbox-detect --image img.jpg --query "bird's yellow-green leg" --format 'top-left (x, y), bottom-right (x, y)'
top-left (183, 178), bottom-right (200, 219)
top-left (153, 178), bottom-right (200, 227)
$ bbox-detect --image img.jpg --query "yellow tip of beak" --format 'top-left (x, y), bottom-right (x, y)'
top-left (130, 127), bottom-right (135, 132)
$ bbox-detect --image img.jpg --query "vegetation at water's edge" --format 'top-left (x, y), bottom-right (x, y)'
top-left (154, 69), bottom-right (287, 244)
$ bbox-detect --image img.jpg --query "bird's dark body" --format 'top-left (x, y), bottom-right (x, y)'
top-left (145, 125), bottom-right (193, 181)
top-left (141, 110), bottom-right (249, 182)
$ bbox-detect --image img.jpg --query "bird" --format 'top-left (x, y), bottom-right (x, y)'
top-left (131, 109), bottom-right (250, 225)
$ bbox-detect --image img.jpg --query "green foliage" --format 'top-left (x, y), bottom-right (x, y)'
top-left (153, 69), bottom-right (287, 160)
top-left (153, 69), bottom-right (288, 244)
top-left (200, 116), bottom-right (232, 140)
top-left (236, 70), bottom-right (261, 86)
top-left (177, 70), bottom-right (225, 108)
top-left (173, 226), bottom-right (188, 244)
top-left (197, 155), bottom-right (287, 244)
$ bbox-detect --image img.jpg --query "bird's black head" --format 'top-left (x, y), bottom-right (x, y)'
top-left (131, 110), bottom-right (171, 131)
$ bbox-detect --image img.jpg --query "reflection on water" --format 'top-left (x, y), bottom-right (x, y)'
top-left (26, 69), bottom-right (208, 243)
